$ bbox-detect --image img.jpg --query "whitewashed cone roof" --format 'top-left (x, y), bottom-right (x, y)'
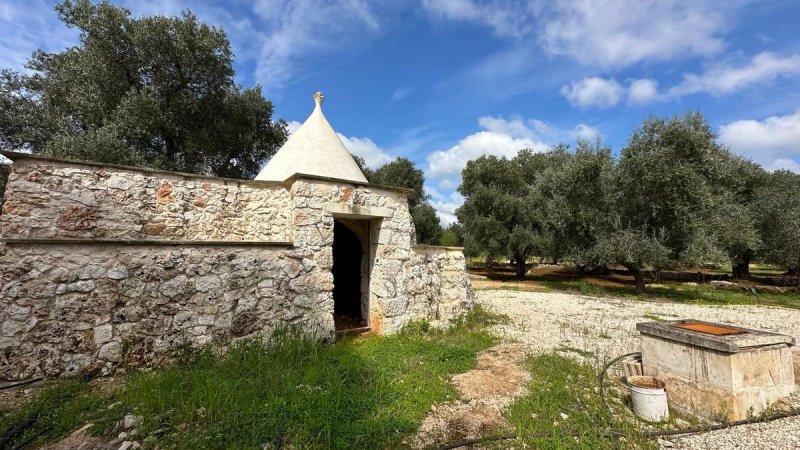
top-left (255, 92), bottom-right (368, 184)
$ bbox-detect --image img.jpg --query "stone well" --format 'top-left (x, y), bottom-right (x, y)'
top-left (638, 319), bottom-right (796, 421)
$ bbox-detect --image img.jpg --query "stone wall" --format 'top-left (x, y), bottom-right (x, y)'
top-left (0, 243), bottom-right (333, 380)
top-left (0, 154), bottom-right (474, 379)
top-left (1, 158), bottom-right (292, 241)
top-left (405, 246), bottom-right (474, 327)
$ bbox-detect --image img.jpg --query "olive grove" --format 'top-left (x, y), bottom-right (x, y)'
top-left (457, 112), bottom-right (795, 292)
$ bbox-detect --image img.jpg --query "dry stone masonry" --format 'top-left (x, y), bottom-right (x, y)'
top-left (0, 154), bottom-right (473, 379)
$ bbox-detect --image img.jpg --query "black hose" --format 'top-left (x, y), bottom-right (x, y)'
top-left (0, 378), bottom-right (43, 392)
top-left (436, 351), bottom-right (800, 450)
top-left (0, 413), bottom-right (39, 450)
top-left (598, 351), bottom-right (641, 411)
top-left (10, 427), bottom-right (50, 450)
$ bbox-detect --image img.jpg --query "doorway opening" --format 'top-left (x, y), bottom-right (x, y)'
top-left (332, 218), bottom-right (371, 332)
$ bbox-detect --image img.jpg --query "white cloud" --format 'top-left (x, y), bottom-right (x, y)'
top-left (286, 120), bottom-right (393, 169)
top-left (562, 52), bottom-right (800, 109)
top-left (427, 130), bottom-right (546, 178)
top-left (421, 0), bottom-right (533, 38)
top-left (628, 79), bottom-right (660, 104)
top-left (336, 134), bottom-right (394, 168)
top-left (537, 0), bottom-right (727, 68)
top-left (719, 110), bottom-right (800, 172)
top-left (670, 52), bottom-right (800, 96)
top-left (560, 77), bottom-right (624, 109)
top-left (425, 116), bottom-right (599, 222)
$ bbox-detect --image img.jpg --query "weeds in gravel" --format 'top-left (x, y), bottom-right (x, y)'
top-left (504, 353), bottom-right (656, 449)
top-left (0, 306), bottom-right (501, 450)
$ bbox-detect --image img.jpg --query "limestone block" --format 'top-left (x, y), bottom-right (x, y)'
top-left (107, 266), bottom-right (129, 280)
top-left (93, 324), bottom-right (113, 346)
top-left (8, 304), bottom-right (31, 321)
top-left (98, 341), bottom-right (122, 362)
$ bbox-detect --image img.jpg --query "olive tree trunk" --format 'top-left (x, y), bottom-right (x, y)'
top-left (732, 257), bottom-right (751, 279)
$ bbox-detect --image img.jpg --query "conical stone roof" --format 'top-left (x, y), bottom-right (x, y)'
top-left (255, 92), bottom-right (368, 184)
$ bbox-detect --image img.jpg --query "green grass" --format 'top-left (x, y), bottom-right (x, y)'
top-left (0, 307), bottom-right (501, 450)
top-left (503, 354), bottom-right (656, 449)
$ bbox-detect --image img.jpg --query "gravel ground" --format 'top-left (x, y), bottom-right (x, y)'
top-left (476, 289), bottom-right (800, 450)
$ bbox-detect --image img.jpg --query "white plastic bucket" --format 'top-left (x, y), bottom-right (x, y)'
top-left (627, 375), bottom-right (669, 422)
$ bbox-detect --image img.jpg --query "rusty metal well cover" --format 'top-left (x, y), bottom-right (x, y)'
top-left (672, 321), bottom-right (747, 336)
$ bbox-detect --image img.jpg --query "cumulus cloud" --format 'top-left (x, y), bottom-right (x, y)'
top-left (719, 110), bottom-right (800, 172)
top-left (286, 120), bottom-right (393, 169)
top-left (560, 77), bottom-right (624, 108)
top-left (336, 134), bottom-right (394, 168)
top-left (425, 116), bottom-right (599, 222)
top-left (628, 79), bottom-right (660, 104)
top-left (427, 130), bottom-right (546, 178)
top-left (563, 52), bottom-right (800, 108)
top-left (537, 0), bottom-right (727, 68)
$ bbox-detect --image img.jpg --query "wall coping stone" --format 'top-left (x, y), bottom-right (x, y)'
top-left (637, 319), bottom-right (796, 353)
top-left (0, 151), bottom-right (286, 188)
top-left (2, 151), bottom-right (414, 196)
top-left (1, 238), bottom-right (294, 247)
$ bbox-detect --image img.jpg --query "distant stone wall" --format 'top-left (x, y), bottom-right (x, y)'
top-left (1, 158), bottom-right (292, 241)
top-left (0, 243), bottom-right (331, 380)
top-left (406, 246), bottom-right (474, 326)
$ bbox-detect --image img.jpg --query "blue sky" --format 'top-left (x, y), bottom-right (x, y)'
top-left (2, 1), bottom-right (800, 223)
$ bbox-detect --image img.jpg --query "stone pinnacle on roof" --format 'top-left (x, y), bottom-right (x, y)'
top-left (255, 91), bottom-right (368, 184)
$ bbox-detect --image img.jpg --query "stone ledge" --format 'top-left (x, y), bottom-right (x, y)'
top-left (286, 173), bottom-right (414, 195)
top-left (325, 204), bottom-right (393, 218)
top-left (1, 150), bottom-right (287, 189)
top-left (1, 238), bottom-right (294, 247)
top-left (637, 319), bottom-right (796, 353)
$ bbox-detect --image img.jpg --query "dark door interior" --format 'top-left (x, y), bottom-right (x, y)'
top-left (332, 220), bottom-right (364, 329)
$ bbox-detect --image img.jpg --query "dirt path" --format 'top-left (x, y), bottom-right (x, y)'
top-left (411, 343), bottom-right (530, 448)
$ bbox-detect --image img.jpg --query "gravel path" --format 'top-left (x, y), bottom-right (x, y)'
top-left (476, 289), bottom-right (800, 450)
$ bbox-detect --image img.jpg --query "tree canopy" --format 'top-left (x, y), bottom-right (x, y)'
top-left (456, 111), bottom-right (789, 291)
top-left (0, 0), bottom-right (287, 179)
top-left (363, 157), bottom-right (443, 245)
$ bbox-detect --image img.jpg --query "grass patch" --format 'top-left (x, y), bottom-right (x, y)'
top-left (504, 354), bottom-right (655, 449)
top-left (0, 306), bottom-right (501, 449)
top-left (641, 313), bottom-right (664, 322)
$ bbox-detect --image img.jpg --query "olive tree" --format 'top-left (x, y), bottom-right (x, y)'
top-left (754, 170), bottom-right (800, 278)
top-left (366, 157), bottom-right (442, 245)
top-left (531, 140), bottom-right (615, 272)
top-left (457, 152), bottom-right (544, 278)
top-left (0, 0), bottom-right (287, 178)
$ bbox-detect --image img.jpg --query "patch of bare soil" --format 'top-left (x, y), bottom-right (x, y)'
top-left (468, 273), bottom-right (546, 292)
top-left (38, 424), bottom-right (115, 450)
top-left (411, 343), bottom-right (530, 449)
